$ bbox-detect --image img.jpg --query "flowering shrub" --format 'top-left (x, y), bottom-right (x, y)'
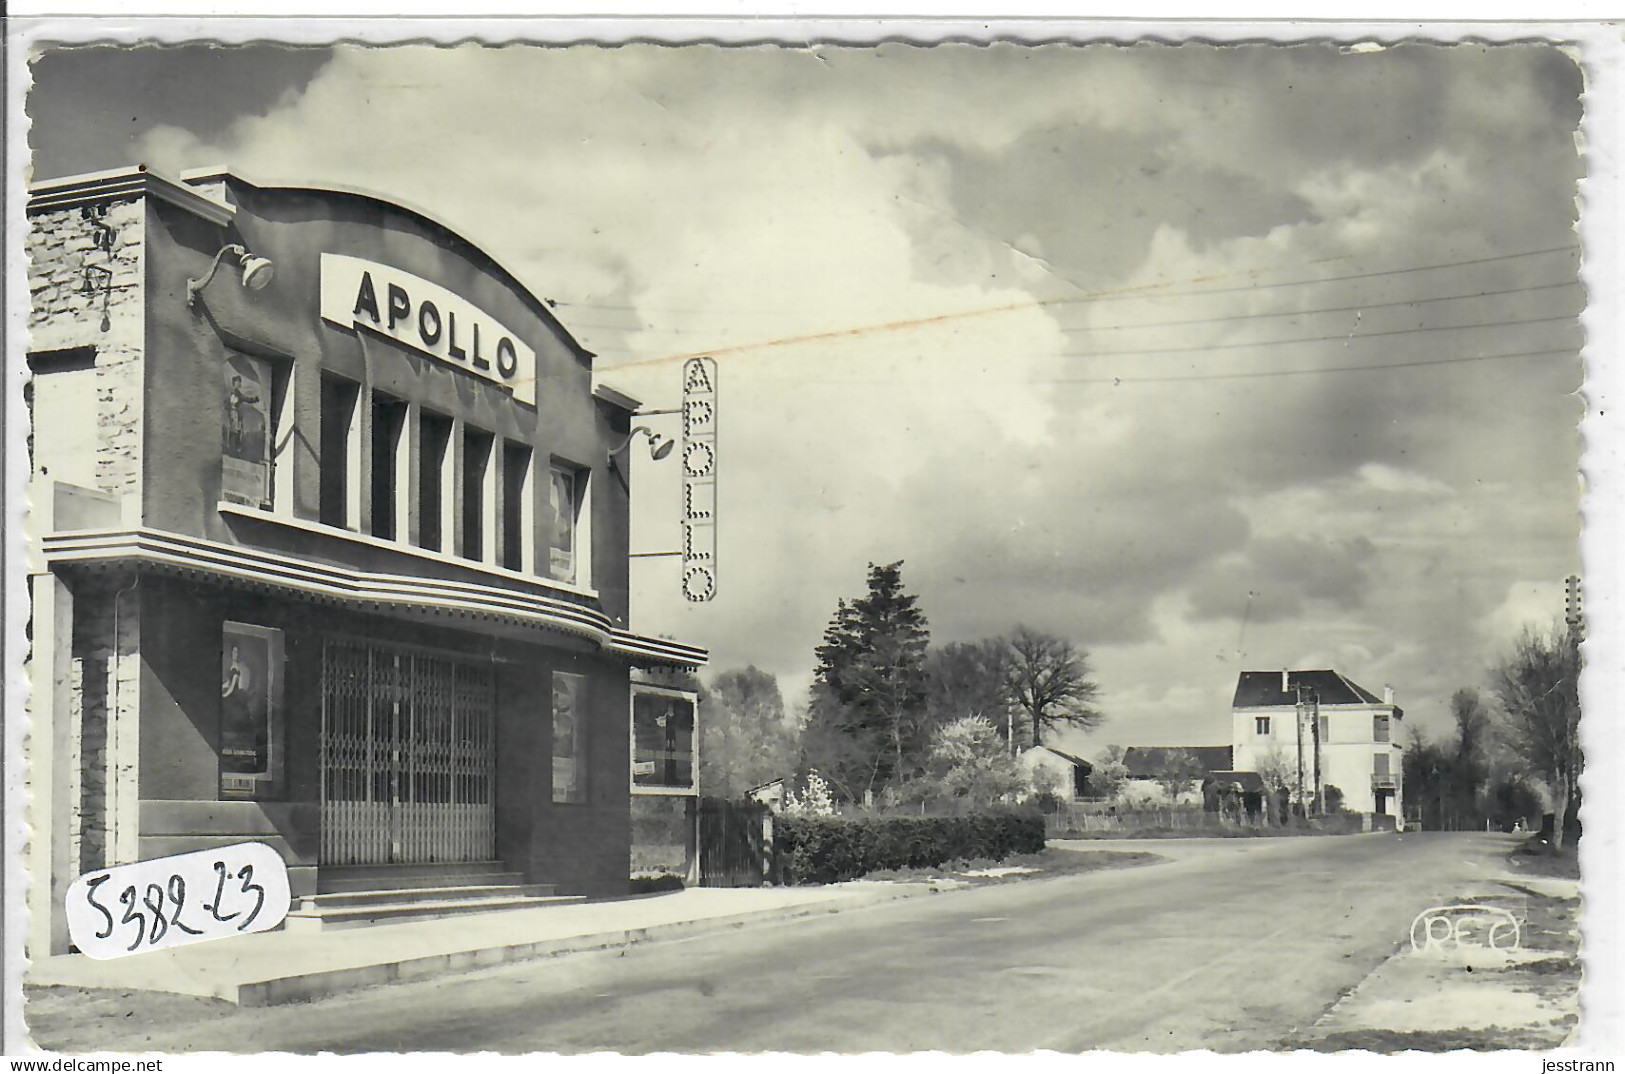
top-left (773, 810), bottom-right (1045, 884)
top-left (782, 771), bottom-right (838, 817)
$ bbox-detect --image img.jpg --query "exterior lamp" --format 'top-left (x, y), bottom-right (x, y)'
top-left (607, 426), bottom-right (674, 467)
top-left (187, 244), bottom-right (275, 306)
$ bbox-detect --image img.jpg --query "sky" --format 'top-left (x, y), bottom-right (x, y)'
top-left (25, 40), bottom-right (1586, 753)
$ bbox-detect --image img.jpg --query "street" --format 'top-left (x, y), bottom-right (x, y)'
top-left (26, 831), bottom-right (1524, 1053)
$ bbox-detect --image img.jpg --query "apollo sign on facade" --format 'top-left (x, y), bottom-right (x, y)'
top-left (682, 357), bottom-right (718, 603)
top-left (320, 254), bottom-right (537, 407)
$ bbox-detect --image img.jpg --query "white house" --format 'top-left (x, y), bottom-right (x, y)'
top-left (1230, 669), bottom-right (1404, 824)
top-left (1020, 745), bottom-right (1094, 800)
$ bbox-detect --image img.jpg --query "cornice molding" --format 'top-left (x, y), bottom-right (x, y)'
top-left (29, 165), bottom-right (236, 227)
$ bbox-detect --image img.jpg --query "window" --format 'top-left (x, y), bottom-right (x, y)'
top-left (1317, 714), bottom-right (1329, 742)
top-left (1254, 716), bottom-right (1271, 735)
top-left (501, 441), bottom-right (534, 572)
top-left (631, 689), bottom-right (696, 792)
top-left (319, 375), bottom-right (360, 527)
top-left (1373, 752), bottom-right (1392, 780)
top-left (222, 352), bottom-right (280, 509)
top-left (1373, 715), bottom-right (1391, 743)
top-left (461, 426), bottom-right (495, 562)
top-left (417, 410), bottom-right (453, 552)
top-left (552, 672), bottom-right (587, 804)
top-left (548, 464), bottom-right (587, 585)
top-left (369, 392), bottom-right (407, 540)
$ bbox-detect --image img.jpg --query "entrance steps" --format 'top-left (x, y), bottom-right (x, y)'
top-left (287, 862), bottom-right (583, 931)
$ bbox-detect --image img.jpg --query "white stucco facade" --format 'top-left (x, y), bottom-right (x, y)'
top-left (1231, 671), bottom-right (1404, 825)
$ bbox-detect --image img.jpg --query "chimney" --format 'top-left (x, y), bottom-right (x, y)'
top-left (1383, 684), bottom-right (1395, 706)
top-left (1281, 668), bottom-right (1291, 694)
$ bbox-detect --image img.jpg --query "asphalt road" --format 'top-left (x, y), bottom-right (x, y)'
top-left (31, 831), bottom-right (1519, 1053)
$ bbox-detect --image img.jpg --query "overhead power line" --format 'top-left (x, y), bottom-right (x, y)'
top-left (606, 243), bottom-right (1584, 373)
top-left (1043, 345), bottom-right (1578, 385)
top-left (563, 278), bottom-right (1580, 335)
top-left (1056, 311), bottom-right (1579, 360)
top-left (553, 243), bottom-right (1580, 318)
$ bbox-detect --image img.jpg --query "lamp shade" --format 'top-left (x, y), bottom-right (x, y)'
top-left (239, 255), bottom-right (275, 291)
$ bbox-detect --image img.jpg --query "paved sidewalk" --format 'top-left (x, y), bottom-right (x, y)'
top-left (27, 881), bottom-right (936, 1007)
top-left (1292, 872), bottom-right (1582, 1051)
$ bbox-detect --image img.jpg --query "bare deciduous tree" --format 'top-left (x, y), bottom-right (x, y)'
top-left (1492, 621), bottom-right (1582, 850)
top-left (1006, 625), bottom-right (1103, 747)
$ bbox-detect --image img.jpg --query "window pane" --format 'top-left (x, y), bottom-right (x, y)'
top-left (319, 376), bottom-right (358, 527)
top-left (552, 672), bottom-right (586, 804)
top-left (462, 428), bottom-right (493, 560)
top-left (632, 692), bottom-right (695, 790)
top-left (502, 442), bottom-right (531, 571)
top-left (369, 393), bottom-right (406, 540)
top-left (418, 411), bottom-right (452, 551)
top-left (549, 466), bottom-right (577, 583)
top-left (223, 352), bottom-right (274, 508)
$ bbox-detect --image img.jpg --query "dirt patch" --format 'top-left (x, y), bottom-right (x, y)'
top-left (1508, 834), bottom-right (1581, 879)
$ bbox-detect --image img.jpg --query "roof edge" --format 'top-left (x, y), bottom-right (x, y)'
top-left (28, 164), bottom-right (235, 226)
top-left (181, 165), bottom-right (596, 364)
top-left (592, 382), bottom-right (643, 412)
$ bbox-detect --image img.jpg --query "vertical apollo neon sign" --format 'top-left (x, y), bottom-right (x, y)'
top-left (681, 358), bottom-right (718, 602)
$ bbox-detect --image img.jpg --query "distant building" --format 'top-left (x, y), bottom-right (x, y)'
top-left (1230, 669), bottom-right (1404, 823)
top-left (1019, 745), bottom-right (1094, 800)
top-left (746, 778), bottom-right (788, 812)
top-left (1121, 746), bottom-right (1234, 804)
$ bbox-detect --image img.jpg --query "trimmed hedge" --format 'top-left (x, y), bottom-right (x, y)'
top-left (773, 811), bottom-right (1046, 884)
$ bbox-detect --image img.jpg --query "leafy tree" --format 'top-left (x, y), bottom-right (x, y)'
top-left (1403, 726), bottom-right (1451, 830)
top-left (1153, 749), bottom-right (1204, 803)
top-left (802, 561), bottom-right (931, 800)
top-left (699, 666), bottom-right (795, 798)
top-left (1323, 784), bottom-right (1344, 814)
top-left (1492, 620), bottom-right (1583, 849)
top-left (925, 716), bottom-right (1027, 810)
top-left (1090, 745), bottom-right (1130, 802)
top-left (1006, 625), bottom-right (1103, 747)
top-left (924, 639), bottom-right (1016, 749)
top-left (1448, 688), bottom-right (1489, 826)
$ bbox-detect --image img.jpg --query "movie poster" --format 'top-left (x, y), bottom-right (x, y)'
top-left (221, 351), bottom-right (272, 507)
top-left (552, 672), bottom-right (586, 803)
top-left (220, 622), bottom-right (283, 795)
top-left (631, 689), bottom-right (696, 793)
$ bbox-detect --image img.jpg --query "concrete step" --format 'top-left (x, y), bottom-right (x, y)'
top-left (318, 863), bottom-right (522, 894)
top-left (285, 893), bottom-right (584, 932)
top-left (300, 883), bottom-right (558, 909)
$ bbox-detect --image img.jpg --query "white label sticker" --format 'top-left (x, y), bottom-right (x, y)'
top-left (65, 842), bottom-right (291, 959)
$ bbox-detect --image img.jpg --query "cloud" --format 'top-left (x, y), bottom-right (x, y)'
top-left (84, 41), bottom-right (1585, 747)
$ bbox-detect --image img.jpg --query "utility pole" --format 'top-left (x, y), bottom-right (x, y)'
top-left (1294, 685), bottom-right (1307, 816)
top-left (1310, 690), bottom-right (1322, 816)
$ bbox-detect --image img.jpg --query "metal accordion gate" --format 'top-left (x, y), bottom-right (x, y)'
top-left (320, 638), bottom-right (497, 866)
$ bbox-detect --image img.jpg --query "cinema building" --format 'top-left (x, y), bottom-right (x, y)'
top-left (25, 165), bottom-right (707, 954)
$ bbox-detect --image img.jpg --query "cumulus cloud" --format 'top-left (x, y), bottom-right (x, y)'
top-left (31, 39), bottom-right (1580, 742)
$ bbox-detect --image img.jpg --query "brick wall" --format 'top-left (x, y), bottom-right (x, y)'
top-left (27, 199), bottom-right (145, 503)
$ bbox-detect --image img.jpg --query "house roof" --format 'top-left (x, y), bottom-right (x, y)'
top-left (1205, 770), bottom-right (1268, 793)
top-left (1031, 745), bottom-right (1093, 770)
top-left (1232, 670), bottom-right (1385, 709)
top-left (1122, 746), bottom-right (1234, 778)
